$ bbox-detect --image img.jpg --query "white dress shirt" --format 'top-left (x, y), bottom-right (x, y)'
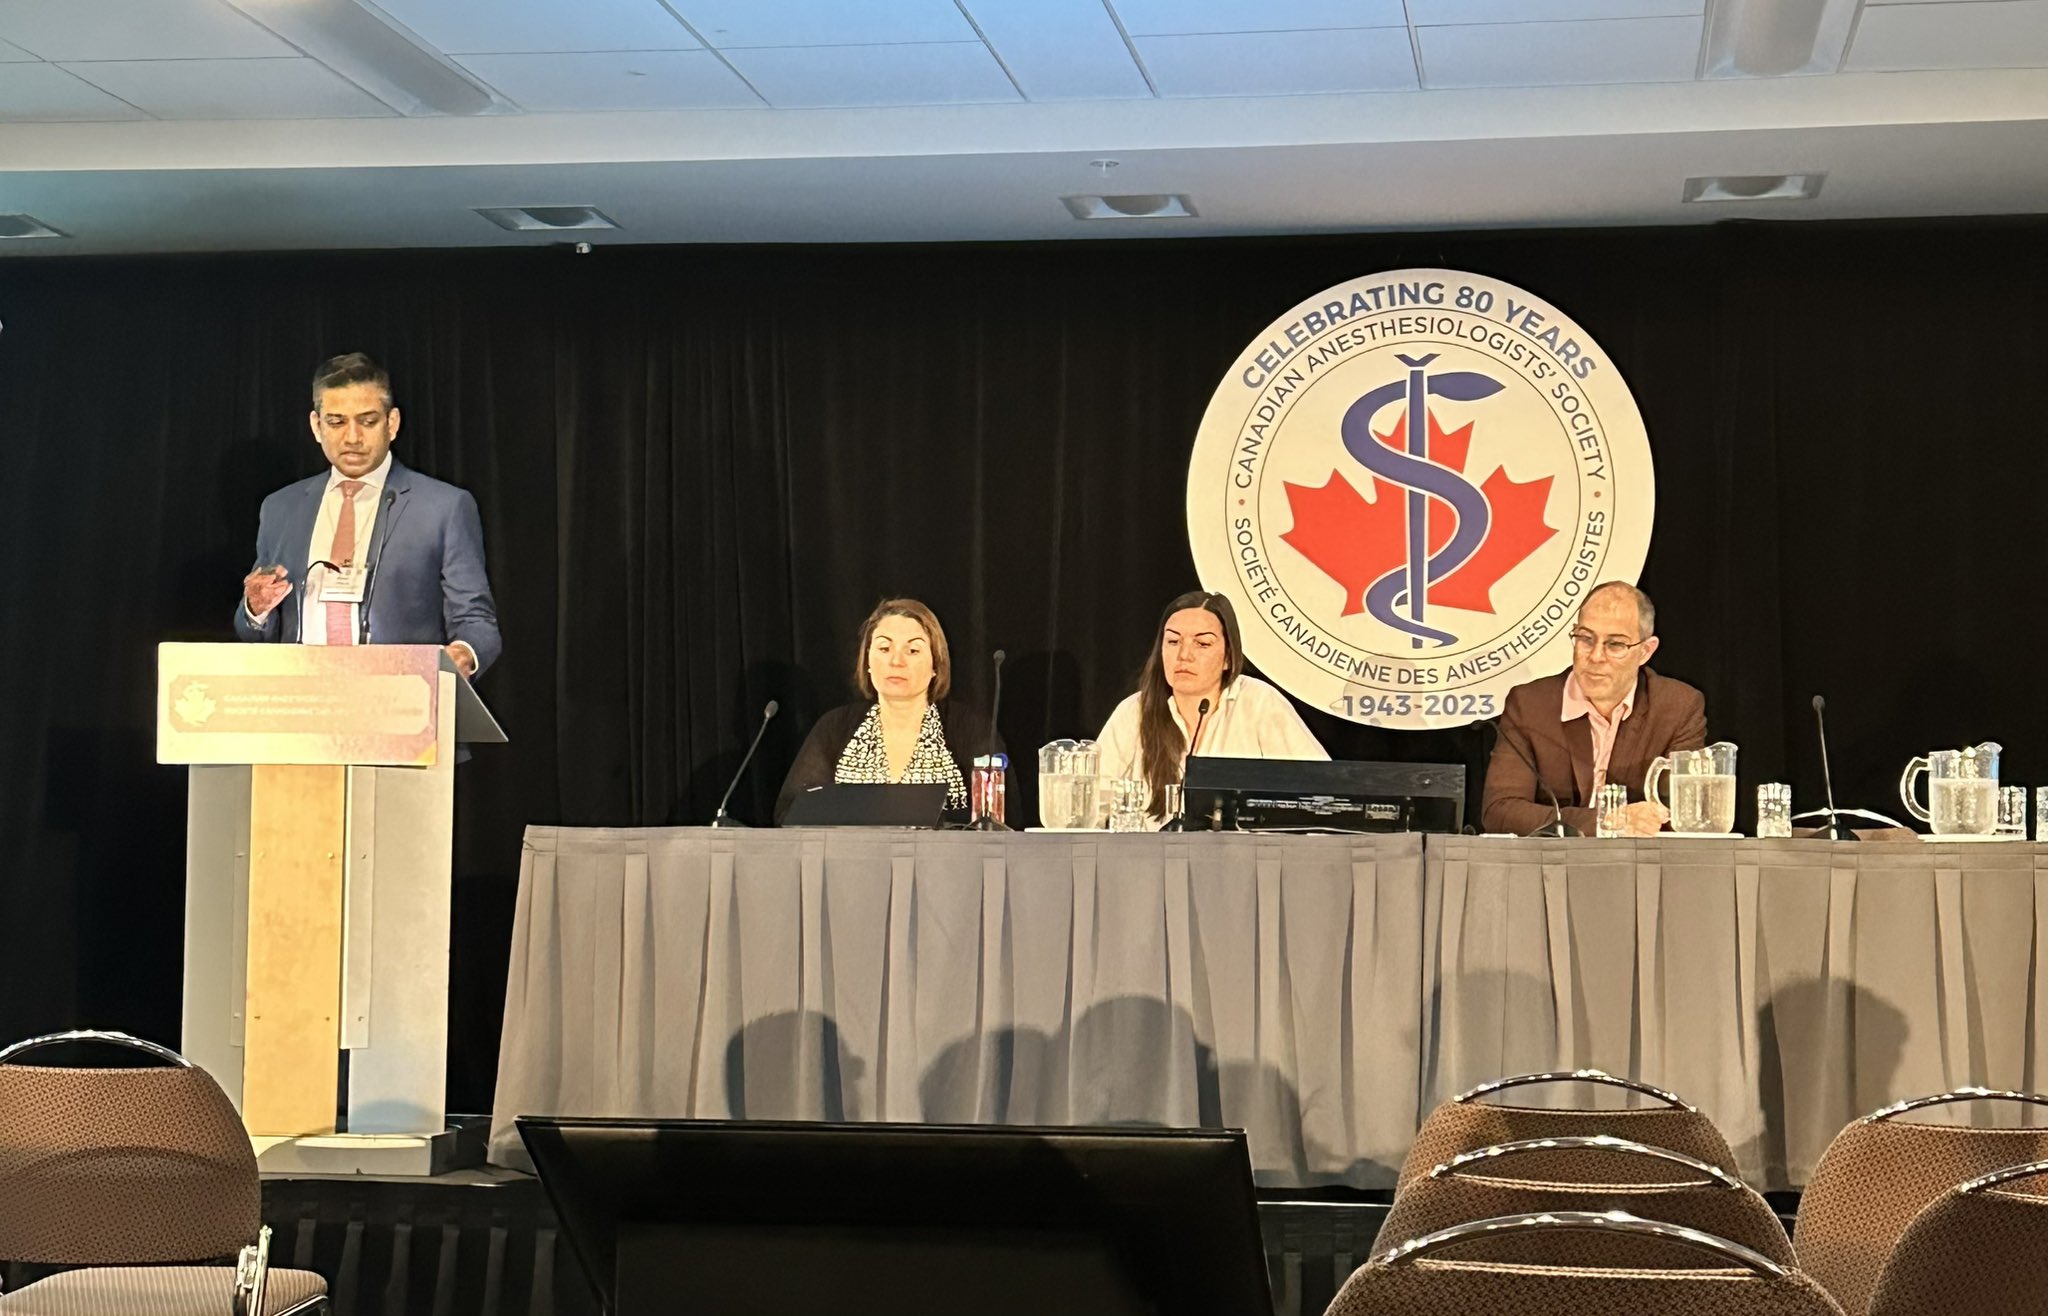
top-left (1094, 674), bottom-right (1329, 812)
top-left (300, 453), bottom-right (392, 646)
top-left (243, 452), bottom-right (477, 670)
top-left (244, 453), bottom-right (389, 642)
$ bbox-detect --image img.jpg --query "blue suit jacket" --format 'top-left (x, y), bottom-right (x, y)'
top-left (233, 458), bottom-right (503, 677)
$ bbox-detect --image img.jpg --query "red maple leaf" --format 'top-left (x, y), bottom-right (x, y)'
top-left (1277, 409), bottom-right (1557, 618)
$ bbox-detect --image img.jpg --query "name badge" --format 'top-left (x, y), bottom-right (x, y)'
top-left (311, 562), bottom-right (367, 604)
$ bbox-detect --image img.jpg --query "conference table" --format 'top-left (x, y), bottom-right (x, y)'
top-left (487, 826), bottom-right (2048, 1190)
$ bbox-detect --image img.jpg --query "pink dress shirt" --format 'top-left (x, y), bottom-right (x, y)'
top-left (1560, 671), bottom-right (1635, 795)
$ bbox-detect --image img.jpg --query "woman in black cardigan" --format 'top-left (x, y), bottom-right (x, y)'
top-left (774, 597), bottom-right (1002, 824)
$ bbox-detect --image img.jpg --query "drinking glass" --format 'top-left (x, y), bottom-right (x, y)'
top-left (1998, 785), bottom-right (2027, 838)
top-left (1595, 784), bottom-right (1628, 838)
top-left (1757, 783), bottom-right (1792, 839)
top-left (1106, 778), bottom-right (1150, 833)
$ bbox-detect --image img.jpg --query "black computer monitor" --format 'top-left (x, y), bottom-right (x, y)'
top-left (518, 1117), bottom-right (1272, 1316)
top-left (1182, 757), bottom-right (1465, 833)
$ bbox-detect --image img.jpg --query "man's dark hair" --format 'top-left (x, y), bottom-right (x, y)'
top-left (311, 352), bottom-right (394, 410)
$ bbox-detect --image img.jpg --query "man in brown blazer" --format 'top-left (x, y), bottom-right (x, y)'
top-left (1481, 581), bottom-right (1707, 836)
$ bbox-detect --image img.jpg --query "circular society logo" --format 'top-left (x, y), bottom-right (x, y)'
top-left (1187, 269), bottom-right (1655, 731)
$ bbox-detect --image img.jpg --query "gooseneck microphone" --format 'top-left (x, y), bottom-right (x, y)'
top-left (710, 700), bottom-right (779, 828)
top-left (971, 650), bottom-right (1008, 831)
top-left (356, 490), bottom-right (399, 645)
top-left (1162, 697), bottom-right (1212, 833)
top-left (1489, 717), bottom-right (1580, 838)
top-left (1812, 695), bottom-right (1854, 840)
top-left (295, 559), bottom-right (342, 645)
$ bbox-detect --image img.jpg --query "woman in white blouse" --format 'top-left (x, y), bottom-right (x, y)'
top-left (1096, 590), bottom-right (1328, 821)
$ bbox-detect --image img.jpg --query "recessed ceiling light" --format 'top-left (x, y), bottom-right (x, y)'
top-left (1682, 173), bottom-right (1826, 203)
top-left (473, 206), bottom-right (620, 233)
top-left (1062, 194), bottom-right (1197, 221)
top-left (1701, 0), bottom-right (1857, 78)
top-left (0, 213), bottom-right (67, 240)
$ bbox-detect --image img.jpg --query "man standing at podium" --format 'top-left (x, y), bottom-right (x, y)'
top-left (235, 353), bottom-right (501, 678)
top-left (1481, 581), bottom-right (1706, 836)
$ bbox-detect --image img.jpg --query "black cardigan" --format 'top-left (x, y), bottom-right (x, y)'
top-left (773, 699), bottom-right (1004, 825)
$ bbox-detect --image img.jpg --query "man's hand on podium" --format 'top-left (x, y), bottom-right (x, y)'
top-left (243, 564), bottom-right (291, 621)
top-left (445, 642), bottom-right (477, 679)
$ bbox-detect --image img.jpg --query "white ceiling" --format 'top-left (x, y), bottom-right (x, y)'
top-left (1, 0), bottom-right (2047, 252)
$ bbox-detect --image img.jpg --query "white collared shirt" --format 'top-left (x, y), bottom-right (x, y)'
top-left (244, 453), bottom-right (389, 641)
top-left (1094, 674), bottom-right (1329, 811)
top-left (300, 453), bottom-right (392, 646)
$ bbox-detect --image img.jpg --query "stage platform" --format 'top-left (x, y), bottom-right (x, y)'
top-left (242, 1164), bottom-right (1394, 1316)
top-left (240, 1162), bottom-right (1804, 1316)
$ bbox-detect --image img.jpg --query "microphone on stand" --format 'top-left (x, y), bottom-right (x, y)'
top-left (1486, 716), bottom-right (1581, 837)
top-left (710, 700), bottom-right (779, 828)
top-left (1161, 697), bottom-right (1211, 833)
top-left (356, 490), bottom-right (398, 645)
top-left (296, 559), bottom-right (341, 645)
top-left (970, 650), bottom-right (1008, 831)
top-left (1812, 695), bottom-right (1855, 840)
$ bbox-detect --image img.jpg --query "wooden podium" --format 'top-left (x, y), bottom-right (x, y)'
top-left (158, 642), bottom-right (504, 1176)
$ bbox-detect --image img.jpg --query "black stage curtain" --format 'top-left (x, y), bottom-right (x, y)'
top-left (5, 219), bottom-right (2044, 1108)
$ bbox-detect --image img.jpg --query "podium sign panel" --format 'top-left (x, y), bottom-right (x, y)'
top-left (161, 642), bottom-right (496, 1172)
top-left (158, 643), bottom-right (439, 766)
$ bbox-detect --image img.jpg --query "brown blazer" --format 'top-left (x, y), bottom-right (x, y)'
top-left (1481, 668), bottom-right (1708, 836)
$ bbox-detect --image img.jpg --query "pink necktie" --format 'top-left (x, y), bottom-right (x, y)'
top-left (324, 480), bottom-right (366, 646)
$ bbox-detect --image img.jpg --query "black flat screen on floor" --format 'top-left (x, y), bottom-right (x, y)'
top-left (518, 1117), bottom-right (1273, 1316)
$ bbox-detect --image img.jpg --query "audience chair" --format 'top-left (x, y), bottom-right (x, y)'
top-left (1398, 1070), bottom-right (1741, 1196)
top-left (0, 1030), bottom-right (328, 1316)
top-left (1328, 1209), bottom-right (1844, 1316)
top-left (1794, 1087), bottom-right (2048, 1316)
top-left (1376, 1134), bottom-right (1794, 1267)
top-left (1865, 1159), bottom-right (2048, 1316)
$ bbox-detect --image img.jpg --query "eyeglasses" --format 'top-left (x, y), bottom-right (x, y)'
top-left (1570, 629), bottom-right (1651, 660)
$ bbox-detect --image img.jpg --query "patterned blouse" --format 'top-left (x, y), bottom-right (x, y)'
top-left (834, 702), bottom-right (968, 811)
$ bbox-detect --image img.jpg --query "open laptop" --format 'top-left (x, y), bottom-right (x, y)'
top-left (780, 782), bottom-right (949, 827)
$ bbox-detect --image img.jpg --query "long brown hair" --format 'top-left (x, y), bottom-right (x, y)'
top-left (1136, 590), bottom-right (1245, 817)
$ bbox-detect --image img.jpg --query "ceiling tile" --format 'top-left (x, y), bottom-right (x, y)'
top-left (62, 57), bottom-right (396, 118)
top-left (1111, 0), bottom-right (1405, 35)
top-left (1421, 16), bottom-right (1701, 87)
top-left (372, 0), bottom-right (699, 54)
top-left (964, 0), bottom-right (1151, 100)
top-left (0, 0), bottom-right (292, 61)
top-left (725, 42), bottom-right (1018, 107)
top-left (1136, 27), bottom-right (1417, 96)
top-left (0, 36), bottom-right (36, 60)
top-left (1410, 0), bottom-right (1701, 21)
top-left (676, 0), bottom-right (975, 48)
top-left (0, 62), bottom-right (146, 119)
top-left (1846, 0), bottom-right (2048, 70)
top-left (455, 50), bottom-right (760, 111)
